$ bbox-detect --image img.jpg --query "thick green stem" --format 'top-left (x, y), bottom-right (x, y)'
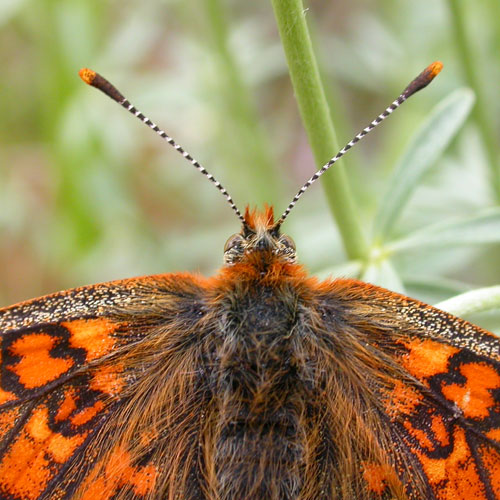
top-left (447, 0), bottom-right (500, 201)
top-left (270, 0), bottom-right (368, 260)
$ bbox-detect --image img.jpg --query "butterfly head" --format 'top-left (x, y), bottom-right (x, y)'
top-left (223, 206), bottom-right (296, 266)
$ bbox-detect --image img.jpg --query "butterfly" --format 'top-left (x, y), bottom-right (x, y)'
top-left (0, 62), bottom-right (498, 500)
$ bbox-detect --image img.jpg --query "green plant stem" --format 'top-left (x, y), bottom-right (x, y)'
top-left (447, 0), bottom-right (500, 201)
top-left (204, 0), bottom-right (280, 205)
top-left (270, 0), bottom-right (368, 260)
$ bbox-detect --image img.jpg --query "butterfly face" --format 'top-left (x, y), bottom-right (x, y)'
top-left (223, 207), bottom-right (297, 265)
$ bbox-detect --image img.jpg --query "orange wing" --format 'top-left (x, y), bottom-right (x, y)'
top-left (0, 274), bottom-right (209, 500)
top-left (321, 278), bottom-right (499, 500)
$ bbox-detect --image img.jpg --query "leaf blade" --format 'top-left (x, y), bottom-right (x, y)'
top-left (387, 207), bottom-right (500, 254)
top-left (373, 88), bottom-right (475, 242)
top-left (436, 285), bottom-right (500, 317)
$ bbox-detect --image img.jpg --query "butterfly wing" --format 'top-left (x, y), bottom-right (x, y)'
top-left (318, 278), bottom-right (499, 500)
top-left (2, 272), bottom-right (498, 500)
top-left (0, 274), bottom-right (210, 500)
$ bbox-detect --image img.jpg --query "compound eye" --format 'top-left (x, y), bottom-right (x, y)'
top-left (279, 234), bottom-right (296, 250)
top-left (224, 234), bottom-right (245, 253)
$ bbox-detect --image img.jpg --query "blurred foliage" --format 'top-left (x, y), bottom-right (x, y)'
top-left (0, 0), bottom-right (499, 330)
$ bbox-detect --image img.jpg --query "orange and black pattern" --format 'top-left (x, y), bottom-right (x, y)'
top-left (0, 210), bottom-right (498, 499)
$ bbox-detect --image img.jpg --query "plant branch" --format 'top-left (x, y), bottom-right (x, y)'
top-left (270, 0), bottom-right (368, 260)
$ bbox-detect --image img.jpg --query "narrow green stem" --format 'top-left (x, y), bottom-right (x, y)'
top-left (204, 0), bottom-right (281, 204)
top-left (270, 0), bottom-right (368, 260)
top-left (447, 0), bottom-right (500, 201)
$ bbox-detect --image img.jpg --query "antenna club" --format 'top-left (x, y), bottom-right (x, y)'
top-left (403, 61), bottom-right (443, 99)
top-left (79, 68), bottom-right (97, 86)
top-left (78, 68), bottom-right (126, 103)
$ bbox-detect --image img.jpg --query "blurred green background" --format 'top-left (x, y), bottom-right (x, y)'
top-left (1, 0), bottom-right (499, 330)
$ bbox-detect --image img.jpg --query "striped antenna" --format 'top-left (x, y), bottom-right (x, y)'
top-left (276, 61), bottom-right (443, 227)
top-left (79, 68), bottom-right (244, 224)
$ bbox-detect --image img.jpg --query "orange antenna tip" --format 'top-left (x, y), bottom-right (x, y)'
top-left (427, 61), bottom-right (443, 78)
top-left (79, 68), bottom-right (96, 86)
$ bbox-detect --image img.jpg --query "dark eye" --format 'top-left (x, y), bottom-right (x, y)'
top-left (224, 234), bottom-right (245, 253)
top-left (279, 235), bottom-right (296, 250)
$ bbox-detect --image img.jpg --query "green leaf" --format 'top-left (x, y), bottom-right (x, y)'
top-left (404, 275), bottom-right (471, 296)
top-left (373, 88), bottom-right (475, 242)
top-left (403, 275), bottom-right (471, 304)
top-left (436, 285), bottom-right (500, 316)
top-left (387, 207), bottom-right (500, 254)
top-left (361, 259), bottom-right (405, 294)
top-left (316, 260), bottom-right (363, 280)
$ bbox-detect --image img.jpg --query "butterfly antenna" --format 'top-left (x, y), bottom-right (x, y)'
top-left (79, 68), bottom-right (244, 224)
top-left (276, 61), bottom-right (443, 227)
